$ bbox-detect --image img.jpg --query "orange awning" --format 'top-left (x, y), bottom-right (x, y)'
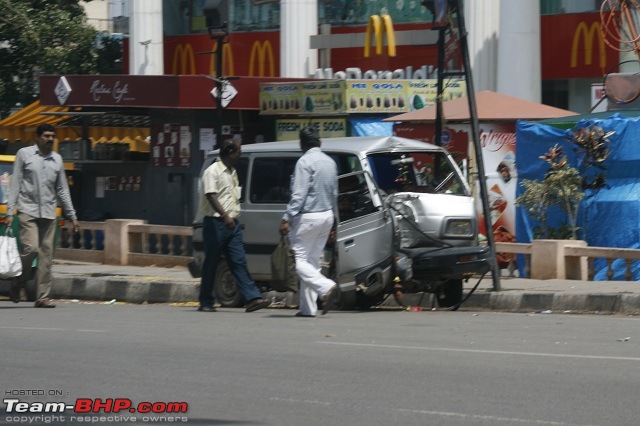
top-left (0, 100), bottom-right (74, 127)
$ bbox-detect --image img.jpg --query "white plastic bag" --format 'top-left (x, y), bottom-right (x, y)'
top-left (0, 229), bottom-right (22, 278)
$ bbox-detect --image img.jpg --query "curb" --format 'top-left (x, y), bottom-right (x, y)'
top-left (49, 276), bottom-right (640, 315)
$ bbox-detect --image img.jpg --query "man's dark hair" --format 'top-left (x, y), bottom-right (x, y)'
top-left (220, 139), bottom-right (239, 158)
top-left (36, 124), bottom-right (55, 136)
top-left (299, 126), bottom-right (321, 149)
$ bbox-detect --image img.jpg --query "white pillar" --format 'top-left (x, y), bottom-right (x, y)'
top-left (464, 0), bottom-right (500, 92)
top-left (129, 0), bottom-right (164, 75)
top-left (497, 0), bottom-right (540, 102)
top-left (280, 0), bottom-right (317, 78)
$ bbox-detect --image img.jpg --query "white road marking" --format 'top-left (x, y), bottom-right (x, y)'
top-left (0, 326), bottom-right (106, 333)
top-left (393, 408), bottom-right (596, 426)
top-left (319, 341), bottom-right (640, 362)
top-left (270, 396), bottom-right (594, 426)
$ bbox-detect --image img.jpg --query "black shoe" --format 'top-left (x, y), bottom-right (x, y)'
top-left (197, 306), bottom-right (217, 312)
top-left (295, 312), bottom-right (315, 318)
top-left (322, 285), bottom-right (338, 315)
top-left (245, 298), bottom-right (270, 312)
top-left (9, 280), bottom-right (21, 304)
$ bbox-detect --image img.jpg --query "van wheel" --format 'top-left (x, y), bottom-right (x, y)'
top-left (355, 291), bottom-right (386, 310)
top-left (438, 279), bottom-right (463, 310)
top-left (24, 267), bottom-right (37, 302)
top-left (336, 288), bottom-right (356, 310)
top-left (214, 260), bottom-right (243, 308)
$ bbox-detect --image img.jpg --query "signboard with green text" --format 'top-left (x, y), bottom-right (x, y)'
top-left (260, 79), bottom-right (466, 115)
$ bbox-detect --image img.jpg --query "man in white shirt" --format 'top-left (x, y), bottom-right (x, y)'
top-left (280, 126), bottom-right (338, 317)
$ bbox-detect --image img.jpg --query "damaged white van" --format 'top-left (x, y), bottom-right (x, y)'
top-left (190, 136), bottom-right (493, 310)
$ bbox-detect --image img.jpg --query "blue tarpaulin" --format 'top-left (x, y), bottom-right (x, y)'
top-left (516, 114), bottom-right (640, 279)
top-left (349, 116), bottom-right (394, 136)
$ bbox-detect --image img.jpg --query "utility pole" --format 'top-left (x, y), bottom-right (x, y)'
top-left (428, 0), bottom-right (501, 291)
top-left (202, 0), bottom-right (230, 149)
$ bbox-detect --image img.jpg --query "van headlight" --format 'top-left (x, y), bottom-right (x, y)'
top-left (443, 218), bottom-right (473, 238)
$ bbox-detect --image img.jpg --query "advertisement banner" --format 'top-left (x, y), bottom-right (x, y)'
top-left (300, 80), bottom-right (346, 114)
top-left (275, 118), bottom-right (347, 141)
top-left (408, 79), bottom-right (466, 110)
top-left (259, 83), bottom-right (302, 114)
top-left (475, 123), bottom-right (517, 269)
top-left (152, 123), bottom-right (191, 168)
top-left (345, 80), bottom-right (408, 113)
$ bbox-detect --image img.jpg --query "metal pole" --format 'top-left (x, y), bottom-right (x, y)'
top-left (214, 35), bottom-right (224, 150)
top-left (453, 0), bottom-right (501, 291)
top-left (434, 26), bottom-right (446, 147)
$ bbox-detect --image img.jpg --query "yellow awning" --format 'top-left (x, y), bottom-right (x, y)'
top-left (0, 100), bottom-right (73, 127)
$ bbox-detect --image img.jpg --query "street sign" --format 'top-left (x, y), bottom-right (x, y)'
top-left (210, 81), bottom-right (237, 108)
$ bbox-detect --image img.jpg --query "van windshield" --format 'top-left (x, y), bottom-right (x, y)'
top-left (367, 152), bottom-right (466, 195)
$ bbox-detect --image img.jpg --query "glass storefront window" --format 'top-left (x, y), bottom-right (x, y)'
top-left (183, 0), bottom-right (432, 35)
top-left (540, 0), bottom-right (599, 15)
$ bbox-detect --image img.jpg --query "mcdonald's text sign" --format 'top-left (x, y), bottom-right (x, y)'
top-left (542, 12), bottom-right (618, 79)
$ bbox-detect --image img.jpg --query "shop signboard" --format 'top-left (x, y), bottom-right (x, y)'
top-left (259, 83), bottom-right (302, 114)
top-left (260, 79), bottom-right (466, 115)
top-left (275, 118), bottom-right (347, 141)
top-left (344, 80), bottom-right (408, 113)
top-left (408, 79), bottom-right (466, 110)
top-left (300, 80), bottom-right (345, 114)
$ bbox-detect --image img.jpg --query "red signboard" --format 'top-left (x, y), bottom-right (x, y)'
top-left (161, 23), bottom-right (438, 79)
top-left (541, 12), bottom-right (619, 79)
top-left (40, 75), bottom-right (306, 110)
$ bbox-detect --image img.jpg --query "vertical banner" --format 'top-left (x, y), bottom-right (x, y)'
top-left (475, 123), bottom-right (517, 270)
top-left (152, 123), bottom-right (192, 167)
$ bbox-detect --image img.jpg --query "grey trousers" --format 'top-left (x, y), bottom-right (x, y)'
top-left (18, 213), bottom-right (56, 302)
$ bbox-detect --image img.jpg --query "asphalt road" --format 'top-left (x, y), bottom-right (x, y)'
top-left (1, 303), bottom-right (639, 426)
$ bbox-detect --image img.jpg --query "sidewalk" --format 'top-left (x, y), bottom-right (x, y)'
top-left (37, 260), bottom-right (640, 314)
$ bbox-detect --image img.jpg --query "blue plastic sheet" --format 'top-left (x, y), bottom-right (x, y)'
top-left (516, 114), bottom-right (640, 279)
top-left (349, 117), bottom-right (394, 137)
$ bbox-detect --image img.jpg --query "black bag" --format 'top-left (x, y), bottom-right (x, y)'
top-left (270, 236), bottom-right (298, 292)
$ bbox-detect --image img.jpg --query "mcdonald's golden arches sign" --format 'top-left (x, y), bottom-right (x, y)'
top-left (166, 33), bottom-right (279, 77)
top-left (541, 12), bottom-right (618, 79)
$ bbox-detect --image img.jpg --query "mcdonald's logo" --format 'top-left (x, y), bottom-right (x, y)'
top-left (364, 14), bottom-right (396, 58)
top-left (209, 42), bottom-right (235, 76)
top-left (172, 44), bottom-right (196, 74)
top-left (571, 21), bottom-right (606, 68)
top-left (249, 40), bottom-right (275, 77)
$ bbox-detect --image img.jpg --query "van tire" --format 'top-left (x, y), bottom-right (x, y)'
top-left (336, 288), bottom-right (356, 310)
top-left (355, 291), bottom-right (386, 310)
top-left (438, 279), bottom-right (463, 309)
top-left (214, 260), bottom-right (243, 307)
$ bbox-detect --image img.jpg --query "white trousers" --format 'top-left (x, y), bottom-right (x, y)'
top-left (289, 210), bottom-right (336, 316)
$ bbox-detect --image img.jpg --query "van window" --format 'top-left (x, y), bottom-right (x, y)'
top-left (236, 158), bottom-right (248, 202)
top-left (328, 154), bottom-right (362, 175)
top-left (338, 172), bottom-right (377, 221)
top-left (367, 152), bottom-right (466, 195)
top-left (250, 158), bottom-right (297, 203)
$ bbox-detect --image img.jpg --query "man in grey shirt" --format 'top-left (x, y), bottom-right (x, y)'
top-left (279, 126), bottom-right (338, 317)
top-left (6, 124), bottom-right (80, 308)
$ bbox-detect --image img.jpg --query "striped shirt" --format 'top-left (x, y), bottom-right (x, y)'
top-left (284, 147), bottom-right (338, 221)
top-left (200, 159), bottom-right (241, 218)
top-left (7, 145), bottom-right (76, 220)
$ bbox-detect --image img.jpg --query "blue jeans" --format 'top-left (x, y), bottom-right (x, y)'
top-left (199, 216), bottom-right (261, 307)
